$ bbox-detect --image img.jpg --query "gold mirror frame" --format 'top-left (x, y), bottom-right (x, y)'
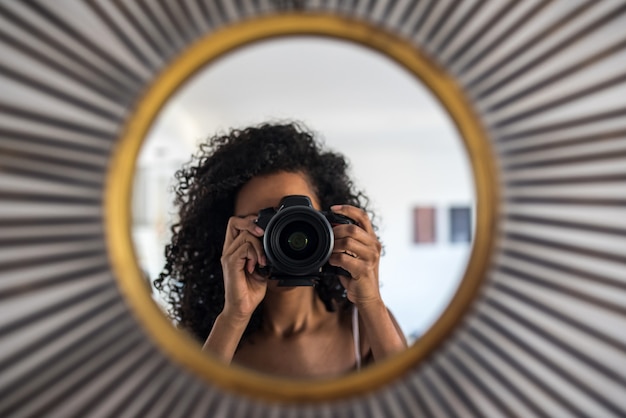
top-left (106, 13), bottom-right (497, 402)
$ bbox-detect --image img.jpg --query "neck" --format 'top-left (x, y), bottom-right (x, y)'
top-left (261, 286), bottom-right (327, 336)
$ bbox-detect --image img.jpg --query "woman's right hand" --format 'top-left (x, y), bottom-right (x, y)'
top-left (220, 215), bottom-right (268, 321)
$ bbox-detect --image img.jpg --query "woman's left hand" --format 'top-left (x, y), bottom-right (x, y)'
top-left (329, 204), bottom-right (408, 360)
top-left (328, 204), bottom-right (383, 309)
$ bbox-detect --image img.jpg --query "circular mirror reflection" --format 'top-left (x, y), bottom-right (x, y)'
top-left (132, 37), bottom-right (475, 352)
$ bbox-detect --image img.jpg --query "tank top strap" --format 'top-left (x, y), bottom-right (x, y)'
top-left (352, 306), bottom-right (361, 371)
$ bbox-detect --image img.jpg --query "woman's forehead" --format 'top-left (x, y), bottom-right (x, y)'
top-left (234, 171), bottom-right (321, 216)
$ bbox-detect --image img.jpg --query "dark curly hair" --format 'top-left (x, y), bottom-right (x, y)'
top-left (154, 121), bottom-right (376, 343)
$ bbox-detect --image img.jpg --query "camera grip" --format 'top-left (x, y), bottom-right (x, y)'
top-left (324, 212), bottom-right (355, 226)
top-left (254, 207), bottom-right (276, 230)
top-left (323, 264), bottom-right (352, 278)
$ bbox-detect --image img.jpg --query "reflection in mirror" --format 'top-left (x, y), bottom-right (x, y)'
top-left (132, 37), bottom-right (475, 372)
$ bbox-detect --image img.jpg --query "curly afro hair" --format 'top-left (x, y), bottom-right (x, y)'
top-left (154, 121), bottom-right (376, 343)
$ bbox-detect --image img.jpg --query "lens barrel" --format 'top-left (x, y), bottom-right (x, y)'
top-left (263, 205), bottom-right (334, 276)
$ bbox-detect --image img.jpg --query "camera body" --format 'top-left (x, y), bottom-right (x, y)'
top-left (255, 195), bottom-right (353, 286)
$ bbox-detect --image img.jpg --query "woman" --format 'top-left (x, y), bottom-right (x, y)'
top-left (155, 122), bottom-right (406, 378)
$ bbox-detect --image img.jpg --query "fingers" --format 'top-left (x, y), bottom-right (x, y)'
top-left (330, 238), bottom-right (378, 279)
top-left (223, 215), bottom-right (265, 249)
top-left (330, 204), bottom-right (374, 234)
top-left (332, 236), bottom-right (375, 260)
top-left (332, 221), bottom-right (375, 243)
top-left (223, 216), bottom-right (266, 275)
top-left (223, 230), bottom-right (266, 272)
top-left (331, 213), bottom-right (382, 256)
top-left (328, 205), bottom-right (381, 282)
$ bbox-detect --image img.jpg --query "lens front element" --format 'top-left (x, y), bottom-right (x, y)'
top-left (288, 231), bottom-right (308, 252)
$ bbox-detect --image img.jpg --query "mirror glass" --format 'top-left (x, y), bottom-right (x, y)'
top-left (132, 37), bottom-right (475, 349)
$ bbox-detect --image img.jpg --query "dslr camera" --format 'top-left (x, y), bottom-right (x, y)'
top-left (255, 195), bottom-right (354, 286)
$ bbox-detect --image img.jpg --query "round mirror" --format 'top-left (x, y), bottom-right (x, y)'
top-left (108, 14), bottom-right (496, 400)
top-left (134, 36), bottom-right (474, 348)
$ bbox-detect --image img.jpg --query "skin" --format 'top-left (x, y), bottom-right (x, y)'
top-left (202, 171), bottom-right (406, 378)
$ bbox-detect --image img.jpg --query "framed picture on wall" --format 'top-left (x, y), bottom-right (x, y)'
top-left (413, 206), bottom-right (436, 244)
top-left (449, 206), bottom-right (472, 243)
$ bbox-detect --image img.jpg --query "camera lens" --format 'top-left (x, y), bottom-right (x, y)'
top-left (287, 231), bottom-right (308, 251)
top-left (279, 221), bottom-right (318, 260)
top-left (263, 203), bottom-right (334, 276)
